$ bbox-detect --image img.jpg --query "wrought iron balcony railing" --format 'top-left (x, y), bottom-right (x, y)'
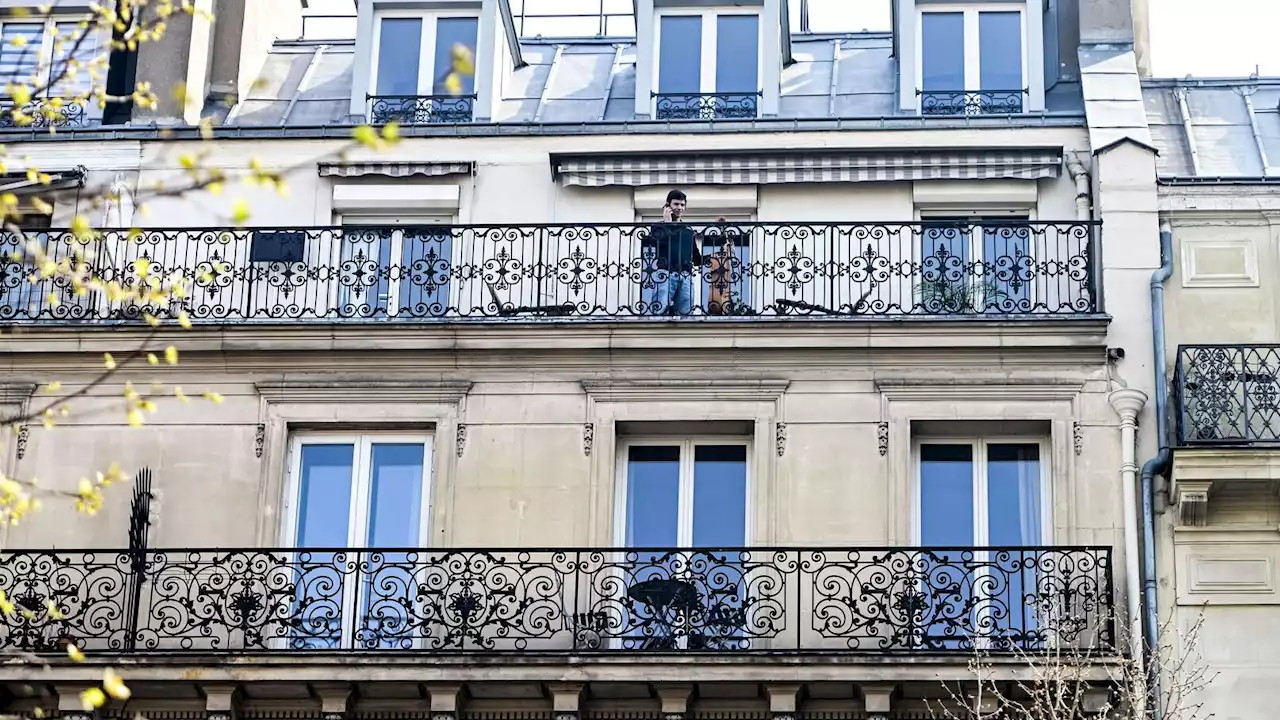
top-left (0, 97), bottom-right (93, 128)
top-left (367, 94), bottom-right (476, 124)
top-left (0, 221), bottom-right (1099, 322)
top-left (653, 92), bottom-right (761, 120)
top-left (1176, 344), bottom-right (1280, 445)
top-left (918, 89), bottom-right (1026, 116)
top-left (0, 546), bottom-right (1114, 654)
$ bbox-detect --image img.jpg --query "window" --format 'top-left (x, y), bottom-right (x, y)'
top-left (369, 12), bottom-right (479, 123)
top-left (918, 8), bottom-right (1025, 114)
top-left (337, 219), bottom-right (455, 318)
top-left (616, 440), bottom-right (750, 649)
top-left (918, 216), bottom-right (1032, 313)
top-left (0, 16), bottom-right (102, 124)
top-left (634, 213), bottom-right (753, 316)
top-left (654, 10), bottom-right (760, 120)
top-left (283, 433), bottom-right (434, 649)
top-left (914, 438), bottom-right (1048, 649)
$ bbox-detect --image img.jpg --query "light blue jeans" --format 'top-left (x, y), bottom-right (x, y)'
top-left (644, 271), bottom-right (695, 316)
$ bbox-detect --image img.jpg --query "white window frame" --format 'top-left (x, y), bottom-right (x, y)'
top-left (334, 213), bottom-right (457, 318)
top-left (613, 437), bottom-right (754, 548)
top-left (910, 436), bottom-right (1052, 548)
top-left (368, 9), bottom-right (480, 97)
top-left (0, 15), bottom-right (100, 97)
top-left (280, 432), bottom-right (435, 650)
top-left (915, 6), bottom-right (1028, 110)
top-left (281, 432), bottom-right (436, 550)
top-left (651, 8), bottom-right (764, 112)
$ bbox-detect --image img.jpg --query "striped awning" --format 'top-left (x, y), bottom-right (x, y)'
top-left (552, 149), bottom-right (1063, 187)
top-left (318, 161), bottom-right (474, 178)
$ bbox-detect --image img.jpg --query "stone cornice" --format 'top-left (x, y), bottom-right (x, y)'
top-left (255, 379), bottom-right (473, 405)
top-left (0, 318), bottom-right (1112, 356)
top-left (581, 379), bottom-right (790, 403)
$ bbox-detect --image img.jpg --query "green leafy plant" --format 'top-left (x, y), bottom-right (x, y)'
top-left (915, 277), bottom-right (1010, 314)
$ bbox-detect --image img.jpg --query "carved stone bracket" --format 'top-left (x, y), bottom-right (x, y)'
top-left (254, 424), bottom-right (265, 459)
top-left (775, 422), bottom-right (786, 457)
top-left (877, 422), bottom-right (889, 456)
top-left (583, 423), bottom-right (594, 456)
top-left (1178, 480), bottom-right (1213, 527)
top-left (15, 425), bottom-right (29, 460)
top-left (1073, 422), bottom-right (1083, 455)
top-left (456, 424), bottom-right (467, 458)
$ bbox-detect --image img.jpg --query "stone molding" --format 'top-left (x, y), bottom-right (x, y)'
top-left (255, 379), bottom-right (472, 404)
top-left (581, 378), bottom-right (790, 403)
top-left (875, 376), bottom-right (1084, 401)
top-left (0, 382), bottom-right (37, 404)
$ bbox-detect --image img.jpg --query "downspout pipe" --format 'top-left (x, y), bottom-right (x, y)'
top-left (1139, 221), bottom-right (1175, 718)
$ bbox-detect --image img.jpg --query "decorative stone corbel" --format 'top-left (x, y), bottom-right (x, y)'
top-left (1178, 480), bottom-right (1213, 527)
top-left (654, 683), bottom-right (693, 720)
top-left (860, 683), bottom-right (896, 720)
top-left (549, 683), bottom-right (584, 720)
top-left (764, 683), bottom-right (800, 720)
top-left (426, 684), bottom-right (464, 720)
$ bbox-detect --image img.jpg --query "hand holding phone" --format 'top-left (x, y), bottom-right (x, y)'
top-left (662, 204), bottom-right (673, 222)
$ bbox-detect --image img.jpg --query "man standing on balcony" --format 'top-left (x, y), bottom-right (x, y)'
top-left (642, 189), bottom-right (700, 316)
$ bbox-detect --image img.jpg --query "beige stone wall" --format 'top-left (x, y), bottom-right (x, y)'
top-left (1161, 191), bottom-right (1280, 719)
top-left (1, 325), bottom-right (1125, 577)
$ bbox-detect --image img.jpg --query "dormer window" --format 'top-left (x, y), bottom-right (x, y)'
top-left (917, 7), bottom-right (1026, 115)
top-left (0, 15), bottom-right (103, 128)
top-left (367, 11), bottom-right (479, 124)
top-left (653, 9), bottom-right (761, 120)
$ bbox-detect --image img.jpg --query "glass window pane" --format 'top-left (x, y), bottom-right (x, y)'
top-left (919, 444), bottom-right (974, 545)
top-left (658, 15), bottom-right (702, 94)
top-left (691, 445), bottom-right (747, 547)
top-left (433, 17), bottom-right (479, 95)
top-left (979, 11), bottom-right (1022, 92)
top-left (376, 18), bottom-right (422, 95)
top-left (0, 23), bottom-right (42, 86)
top-left (986, 443), bottom-right (1041, 546)
top-left (366, 443), bottom-right (426, 546)
top-left (296, 444), bottom-right (355, 547)
top-left (715, 15), bottom-right (758, 94)
top-left (626, 445), bottom-right (680, 547)
top-left (921, 12), bottom-right (964, 91)
top-left (50, 21), bottom-right (100, 97)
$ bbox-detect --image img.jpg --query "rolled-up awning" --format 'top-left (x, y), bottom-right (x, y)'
top-left (318, 161), bottom-right (475, 178)
top-left (0, 166), bottom-right (86, 194)
top-left (551, 148), bottom-right (1063, 187)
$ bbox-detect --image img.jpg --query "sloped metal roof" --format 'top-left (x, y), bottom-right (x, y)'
top-left (229, 33), bottom-right (1086, 128)
top-left (1142, 79), bottom-right (1280, 178)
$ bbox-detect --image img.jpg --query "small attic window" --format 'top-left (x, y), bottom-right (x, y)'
top-left (367, 11), bottom-right (479, 124)
top-left (653, 9), bottom-right (762, 120)
top-left (917, 7), bottom-right (1026, 115)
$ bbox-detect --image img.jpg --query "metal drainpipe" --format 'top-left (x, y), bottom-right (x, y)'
top-left (1138, 221), bottom-right (1174, 720)
top-left (1066, 152), bottom-right (1092, 220)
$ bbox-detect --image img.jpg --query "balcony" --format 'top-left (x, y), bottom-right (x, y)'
top-left (366, 94), bottom-right (476, 124)
top-left (0, 97), bottom-right (94, 128)
top-left (1176, 344), bottom-right (1280, 446)
top-left (918, 90), bottom-right (1026, 116)
top-left (0, 546), bottom-right (1114, 655)
top-left (653, 92), bottom-right (761, 120)
top-left (0, 221), bottom-right (1099, 323)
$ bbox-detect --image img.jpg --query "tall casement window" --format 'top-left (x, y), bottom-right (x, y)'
top-left (919, 216), bottom-right (1033, 313)
top-left (914, 438), bottom-right (1049, 648)
top-left (654, 10), bottom-right (760, 119)
top-left (335, 219), bottom-right (455, 318)
top-left (369, 13), bottom-right (479, 123)
top-left (616, 440), bottom-right (750, 650)
top-left (918, 7), bottom-right (1025, 114)
top-left (0, 16), bottom-right (102, 123)
top-left (283, 434), bottom-right (434, 649)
